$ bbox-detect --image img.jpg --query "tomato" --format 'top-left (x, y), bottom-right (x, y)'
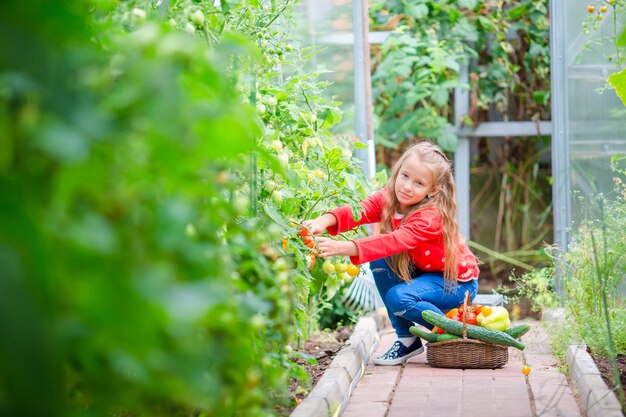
top-left (297, 227), bottom-right (309, 237)
top-left (322, 260), bottom-right (335, 274)
top-left (522, 365), bottom-right (531, 375)
top-left (281, 238), bottom-right (287, 251)
top-left (600, 5), bottom-right (608, 12)
top-left (346, 264), bottom-right (360, 277)
top-left (271, 190), bottom-right (283, 205)
top-left (473, 304), bottom-right (483, 315)
top-left (335, 262), bottom-right (348, 273)
top-left (465, 312), bottom-right (477, 325)
top-left (457, 305), bottom-right (476, 315)
top-left (481, 305), bottom-right (493, 317)
top-left (270, 139), bottom-right (283, 151)
top-left (302, 235), bottom-right (312, 245)
top-left (305, 240), bottom-right (315, 249)
top-left (190, 10), bottom-right (205, 27)
top-left (265, 96), bottom-right (278, 107)
top-left (264, 180), bottom-right (277, 193)
top-left (587, 5), bottom-right (595, 13)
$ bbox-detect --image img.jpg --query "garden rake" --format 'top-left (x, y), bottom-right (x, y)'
top-left (341, 262), bottom-right (384, 312)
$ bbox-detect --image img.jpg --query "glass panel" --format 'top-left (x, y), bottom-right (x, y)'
top-left (566, 4), bottom-right (626, 222)
top-left (294, 0), bottom-right (355, 135)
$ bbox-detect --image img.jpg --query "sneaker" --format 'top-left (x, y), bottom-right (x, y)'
top-left (373, 338), bottom-right (424, 366)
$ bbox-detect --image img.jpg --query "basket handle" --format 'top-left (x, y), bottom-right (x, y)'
top-left (461, 290), bottom-right (470, 340)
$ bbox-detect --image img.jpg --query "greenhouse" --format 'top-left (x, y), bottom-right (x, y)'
top-left (1, 1), bottom-right (625, 417)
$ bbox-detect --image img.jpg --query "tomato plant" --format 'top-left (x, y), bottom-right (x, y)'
top-left (0, 0), bottom-right (371, 416)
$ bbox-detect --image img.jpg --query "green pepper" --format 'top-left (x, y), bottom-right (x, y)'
top-left (476, 306), bottom-right (510, 331)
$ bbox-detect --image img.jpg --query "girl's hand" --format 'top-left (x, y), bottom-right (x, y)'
top-left (302, 213), bottom-right (336, 236)
top-left (316, 237), bottom-right (358, 258)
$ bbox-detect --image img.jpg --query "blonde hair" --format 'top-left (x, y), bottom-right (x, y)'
top-left (380, 141), bottom-right (462, 290)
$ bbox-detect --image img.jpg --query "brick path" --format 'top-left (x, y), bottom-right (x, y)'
top-left (342, 319), bottom-right (582, 417)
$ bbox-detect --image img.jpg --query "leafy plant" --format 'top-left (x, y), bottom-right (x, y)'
top-left (506, 155), bottom-right (626, 410)
top-left (580, 1), bottom-right (626, 102)
top-left (0, 0), bottom-right (371, 416)
top-left (369, 0), bottom-right (551, 150)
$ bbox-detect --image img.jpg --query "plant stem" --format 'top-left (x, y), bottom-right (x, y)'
top-left (468, 240), bottom-right (535, 270)
top-left (590, 200), bottom-right (625, 410)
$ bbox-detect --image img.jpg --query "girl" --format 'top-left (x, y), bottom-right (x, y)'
top-left (303, 141), bottom-right (479, 366)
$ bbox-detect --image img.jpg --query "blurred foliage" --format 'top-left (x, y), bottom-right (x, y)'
top-left (369, 1), bottom-right (553, 280)
top-left (0, 0), bottom-right (370, 416)
top-left (369, 0), bottom-right (550, 150)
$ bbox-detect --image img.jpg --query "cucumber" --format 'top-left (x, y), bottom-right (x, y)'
top-left (422, 310), bottom-right (525, 350)
top-left (504, 324), bottom-right (531, 339)
top-left (436, 333), bottom-right (461, 342)
top-left (409, 325), bottom-right (439, 343)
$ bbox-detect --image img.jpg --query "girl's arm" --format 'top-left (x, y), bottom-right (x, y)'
top-left (316, 236), bottom-right (358, 258)
top-left (325, 190), bottom-right (385, 235)
top-left (348, 208), bottom-right (441, 265)
top-left (302, 213), bottom-right (337, 236)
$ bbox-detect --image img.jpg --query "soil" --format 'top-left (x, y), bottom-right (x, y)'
top-left (277, 326), bottom-right (352, 415)
top-left (587, 347), bottom-right (626, 402)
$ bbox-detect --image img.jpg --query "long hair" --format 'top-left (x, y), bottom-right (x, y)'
top-left (380, 141), bottom-right (462, 290)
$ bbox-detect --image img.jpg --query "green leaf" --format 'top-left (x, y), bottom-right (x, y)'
top-left (505, 4), bottom-right (528, 20)
top-left (459, 0), bottom-right (478, 10)
top-left (437, 130), bottom-right (458, 152)
top-left (477, 16), bottom-right (496, 32)
top-left (608, 68), bottom-right (626, 106)
top-left (432, 88), bottom-right (449, 107)
top-left (405, 3), bottom-right (429, 20)
top-left (532, 90), bottom-right (550, 106)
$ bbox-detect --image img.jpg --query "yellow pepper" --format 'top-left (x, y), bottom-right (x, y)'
top-left (476, 306), bottom-right (510, 331)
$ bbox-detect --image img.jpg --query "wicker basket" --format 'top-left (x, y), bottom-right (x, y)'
top-left (425, 291), bottom-right (509, 369)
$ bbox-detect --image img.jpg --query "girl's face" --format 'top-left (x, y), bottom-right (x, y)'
top-left (394, 154), bottom-right (437, 213)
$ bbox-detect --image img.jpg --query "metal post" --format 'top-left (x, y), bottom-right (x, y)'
top-left (454, 65), bottom-right (471, 239)
top-left (549, 0), bottom-right (570, 296)
top-left (352, 0), bottom-right (376, 180)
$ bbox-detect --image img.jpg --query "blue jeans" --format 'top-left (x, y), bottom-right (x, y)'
top-left (370, 258), bottom-right (478, 337)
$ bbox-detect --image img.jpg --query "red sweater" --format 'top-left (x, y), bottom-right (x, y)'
top-left (326, 190), bottom-right (479, 282)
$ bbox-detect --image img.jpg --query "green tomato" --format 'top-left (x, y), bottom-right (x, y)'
top-left (264, 180), bottom-right (277, 192)
top-left (250, 314), bottom-right (266, 331)
top-left (266, 96), bottom-right (278, 107)
top-left (256, 103), bottom-right (266, 115)
top-left (278, 152), bottom-right (289, 167)
top-left (335, 262), bottom-right (348, 273)
top-left (271, 190), bottom-right (283, 205)
top-left (190, 10), bottom-right (205, 27)
top-left (322, 260), bottom-right (335, 274)
top-left (233, 194), bottom-right (249, 215)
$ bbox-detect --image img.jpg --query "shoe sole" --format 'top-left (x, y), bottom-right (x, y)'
top-left (373, 346), bottom-right (425, 366)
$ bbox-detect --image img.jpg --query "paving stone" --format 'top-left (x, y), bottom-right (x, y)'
top-left (341, 402), bottom-right (388, 417)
